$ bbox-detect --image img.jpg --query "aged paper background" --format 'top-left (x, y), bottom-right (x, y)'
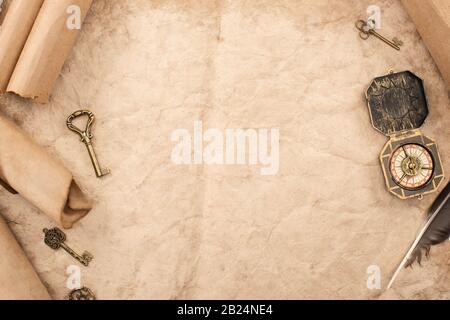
top-left (1, 0), bottom-right (450, 299)
top-left (0, 216), bottom-right (50, 299)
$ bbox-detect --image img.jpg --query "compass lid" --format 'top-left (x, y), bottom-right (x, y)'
top-left (366, 71), bottom-right (428, 136)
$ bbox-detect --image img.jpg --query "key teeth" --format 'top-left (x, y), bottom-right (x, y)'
top-left (101, 168), bottom-right (111, 176)
top-left (83, 251), bottom-right (94, 263)
top-left (392, 37), bottom-right (403, 46)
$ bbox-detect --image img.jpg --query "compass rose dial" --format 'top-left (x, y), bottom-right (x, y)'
top-left (389, 143), bottom-right (434, 190)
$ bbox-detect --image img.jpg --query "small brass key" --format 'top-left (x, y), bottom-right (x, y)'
top-left (355, 19), bottom-right (402, 51)
top-left (43, 227), bottom-right (93, 267)
top-left (67, 110), bottom-right (111, 178)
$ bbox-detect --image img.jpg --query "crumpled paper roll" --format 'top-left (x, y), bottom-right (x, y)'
top-left (0, 113), bottom-right (92, 228)
top-left (402, 0), bottom-right (450, 90)
top-left (0, 0), bottom-right (93, 103)
top-left (0, 215), bottom-right (50, 300)
top-left (0, 0), bottom-right (44, 93)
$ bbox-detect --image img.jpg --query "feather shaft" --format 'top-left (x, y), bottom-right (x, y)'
top-left (387, 184), bottom-right (450, 289)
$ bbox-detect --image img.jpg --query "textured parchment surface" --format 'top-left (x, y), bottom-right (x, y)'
top-left (0, 216), bottom-right (50, 300)
top-left (0, 0), bottom-right (450, 299)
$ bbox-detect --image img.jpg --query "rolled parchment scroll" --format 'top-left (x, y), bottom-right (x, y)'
top-left (0, 215), bottom-right (50, 300)
top-left (0, 0), bottom-right (44, 93)
top-left (0, 0), bottom-right (93, 103)
top-left (402, 0), bottom-right (450, 90)
top-left (0, 113), bottom-right (92, 228)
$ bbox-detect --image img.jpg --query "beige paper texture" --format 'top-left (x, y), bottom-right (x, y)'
top-left (1, 0), bottom-right (450, 300)
top-left (0, 0), bottom-right (92, 103)
top-left (0, 215), bottom-right (50, 300)
top-left (0, 0), bottom-right (44, 93)
top-left (401, 0), bottom-right (450, 90)
top-left (0, 113), bottom-right (92, 228)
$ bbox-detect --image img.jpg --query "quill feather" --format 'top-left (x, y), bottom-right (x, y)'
top-left (387, 182), bottom-right (450, 289)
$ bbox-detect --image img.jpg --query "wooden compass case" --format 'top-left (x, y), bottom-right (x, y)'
top-left (366, 71), bottom-right (444, 199)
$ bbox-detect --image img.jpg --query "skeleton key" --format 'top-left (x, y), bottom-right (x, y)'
top-left (355, 19), bottom-right (402, 51)
top-left (43, 227), bottom-right (93, 267)
top-left (67, 110), bottom-right (111, 178)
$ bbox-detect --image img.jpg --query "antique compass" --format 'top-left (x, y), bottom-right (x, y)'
top-left (366, 70), bottom-right (444, 199)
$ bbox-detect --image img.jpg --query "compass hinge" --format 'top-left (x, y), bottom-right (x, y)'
top-left (389, 129), bottom-right (421, 141)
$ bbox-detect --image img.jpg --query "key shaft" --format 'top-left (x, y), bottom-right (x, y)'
top-left (84, 135), bottom-right (111, 178)
top-left (60, 242), bottom-right (92, 267)
top-left (368, 29), bottom-right (400, 50)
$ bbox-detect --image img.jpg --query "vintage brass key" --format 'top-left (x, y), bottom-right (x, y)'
top-left (43, 227), bottom-right (93, 267)
top-left (67, 110), bottom-right (111, 178)
top-left (355, 19), bottom-right (403, 51)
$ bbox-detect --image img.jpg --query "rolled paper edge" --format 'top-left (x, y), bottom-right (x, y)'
top-left (0, 0), bottom-right (45, 93)
top-left (0, 113), bottom-right (92, 229)
top-left (5, 0), bottom-right (94, 103)
top-left (5, 90), bottom-right (48, 104)
top-left (401, 0), bottom-right (450, 90)
top-left (61, 180), bottom-right (92, 229)
top-left (0, 215), bottom-right (51, 300)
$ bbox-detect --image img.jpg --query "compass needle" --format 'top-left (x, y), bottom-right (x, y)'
top-left (402, 146), bottom-right (409, 157)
